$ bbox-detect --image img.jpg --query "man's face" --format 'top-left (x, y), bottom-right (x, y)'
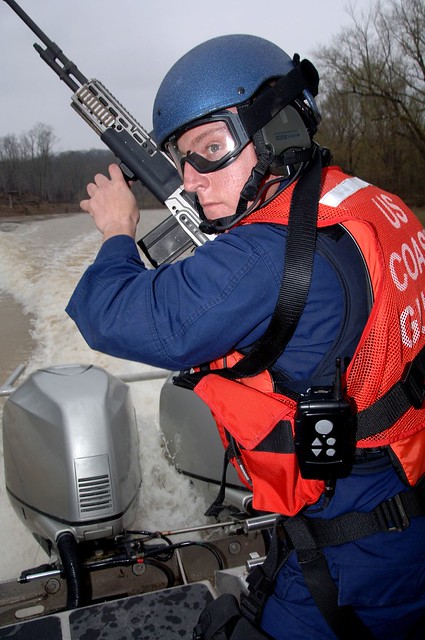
top-left (176, 119), bottom-right (258, 221)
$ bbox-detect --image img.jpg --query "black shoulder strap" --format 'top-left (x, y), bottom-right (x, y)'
top-left (227, 147), bottom-right (322, 379)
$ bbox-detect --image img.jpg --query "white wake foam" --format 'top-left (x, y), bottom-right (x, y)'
top-left (0, 214), bottom-right (209, 581)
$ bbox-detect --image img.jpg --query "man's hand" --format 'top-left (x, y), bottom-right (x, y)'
top-left (80, 163), bottom-right (140, 240)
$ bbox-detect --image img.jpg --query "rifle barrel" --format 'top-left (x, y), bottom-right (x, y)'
top-left (4, 0), bottom-right (54, 45)
top-left (4, 0), bottom-right (88, 89)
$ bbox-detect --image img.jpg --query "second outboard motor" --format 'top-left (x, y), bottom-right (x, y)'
top-left (160, 373), bottom-right (253, 512)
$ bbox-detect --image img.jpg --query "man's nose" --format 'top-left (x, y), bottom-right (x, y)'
top-left (182, 162), bottom-right (209, 193)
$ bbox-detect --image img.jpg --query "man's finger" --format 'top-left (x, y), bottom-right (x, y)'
top-left (109, 163), bottom-right (127, 182)
top-left (80, 199), bottom-right (90, 212)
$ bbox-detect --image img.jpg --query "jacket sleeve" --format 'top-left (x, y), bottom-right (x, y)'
top-left (65, 231), bottom-right (282, 369)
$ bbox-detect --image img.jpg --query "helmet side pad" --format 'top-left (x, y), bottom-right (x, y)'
top-left (258, 93), bottom-right (322, 177)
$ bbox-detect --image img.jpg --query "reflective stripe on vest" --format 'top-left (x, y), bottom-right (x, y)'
top-left (319, 177), bottom-right (369, 207)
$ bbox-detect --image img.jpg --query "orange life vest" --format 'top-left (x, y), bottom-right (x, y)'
top-left (192, 166), bottom-right (425, 515)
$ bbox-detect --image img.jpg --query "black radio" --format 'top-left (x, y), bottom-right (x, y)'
top-left (294, 358), bottom-right (355, 480)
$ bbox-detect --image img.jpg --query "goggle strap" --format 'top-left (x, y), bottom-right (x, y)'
top-left (240, 131), bottom-right (273, 201)
top-left (238, 60), bottom-right (317, 138)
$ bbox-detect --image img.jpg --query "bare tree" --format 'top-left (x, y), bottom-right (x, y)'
top-left (28, 122), bottom-right (57, 200)
top-left (0, 134), bottom-right (22, 194)
top-left (315, 0), bottom-right (425, 202)
top-left (0, 122), bottom-right (58, 205)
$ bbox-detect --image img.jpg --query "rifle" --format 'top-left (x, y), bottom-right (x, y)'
top-left (3, 0), bottom-right (210, 266)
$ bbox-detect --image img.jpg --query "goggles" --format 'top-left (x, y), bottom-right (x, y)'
top-left (165, 111), bottom-right (250, 179)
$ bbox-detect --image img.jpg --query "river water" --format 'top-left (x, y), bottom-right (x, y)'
top-left (0, 211), bottom-right (209, 582)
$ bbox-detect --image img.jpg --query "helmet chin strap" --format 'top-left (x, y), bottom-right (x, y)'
top-left (198, 138), bottom-right (317, 234)
top-left (198, 131), bottom-right (274, 234)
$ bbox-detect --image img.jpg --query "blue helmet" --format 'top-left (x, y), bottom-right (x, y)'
top-left (153, 34), bottom-right (316, 148)
top-left (152, 34), bottom-right (321, 232)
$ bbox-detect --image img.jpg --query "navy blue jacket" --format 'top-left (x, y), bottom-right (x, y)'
top-left (66, 221), bottom-right (368, 387)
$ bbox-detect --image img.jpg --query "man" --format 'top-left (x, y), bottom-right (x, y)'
top-left (67, 35), bottom-right (425, 639)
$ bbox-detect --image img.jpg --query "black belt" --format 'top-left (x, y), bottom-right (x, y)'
top-left (285, 483), bottom-right (425, 549)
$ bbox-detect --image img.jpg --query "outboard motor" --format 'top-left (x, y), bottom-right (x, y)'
top-left (2, 364), bottom-right (142, 607)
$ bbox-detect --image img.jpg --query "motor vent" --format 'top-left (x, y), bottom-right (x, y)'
top-left (75, 455), bottom-right (115, 519)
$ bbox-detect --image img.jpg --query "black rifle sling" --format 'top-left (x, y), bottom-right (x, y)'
top-left (223, 147), bottom-right (322, 380)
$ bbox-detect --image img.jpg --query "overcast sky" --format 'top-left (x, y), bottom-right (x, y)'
top-left (1, 0), bottom-right (373, 152)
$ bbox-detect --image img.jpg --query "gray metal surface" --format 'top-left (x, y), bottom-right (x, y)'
top-left (159, 373), bottom-right (245, 489)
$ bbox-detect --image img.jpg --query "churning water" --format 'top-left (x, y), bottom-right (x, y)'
top-left (0, 212), bottom-right (209, 582)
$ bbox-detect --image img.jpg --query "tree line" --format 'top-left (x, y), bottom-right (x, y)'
top-left (316, 0), bottom-right (424, 205)
top-left (0, 0), bottom-right (424, 210)
top-left (0, 123), bottom-right (161, 210)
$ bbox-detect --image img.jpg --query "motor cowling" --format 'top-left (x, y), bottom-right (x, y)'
top-left (2, 364), bottom-right (141, 552)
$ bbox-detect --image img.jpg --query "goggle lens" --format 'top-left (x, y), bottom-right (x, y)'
top-left (165, 113), bottom-right (248, 179)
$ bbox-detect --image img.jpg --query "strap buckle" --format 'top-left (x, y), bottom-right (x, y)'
top-left (401, 359), bottom-right (425, 409)
top-left (378, 493), bottom-right (410, 532)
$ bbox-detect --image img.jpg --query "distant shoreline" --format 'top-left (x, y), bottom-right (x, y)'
top-left (0, 193), bottom-right (165, 220)
top-left (0, 202), bottom-right (79, 219)
top-left (1, 202), bottom-right (424, 226)
top-left (0, 204), bottom-right (165, 224)
top-left (0, 211), bottom-right (81, 226)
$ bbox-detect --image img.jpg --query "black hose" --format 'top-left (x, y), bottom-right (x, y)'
top-left (56, 531), bottom-right (83, 610)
